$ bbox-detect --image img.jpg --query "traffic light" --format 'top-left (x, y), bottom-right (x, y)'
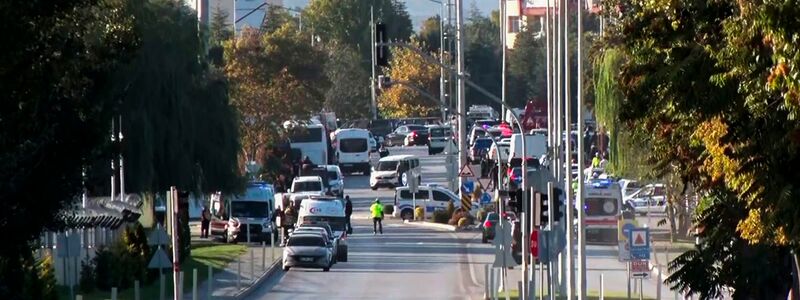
top-left (375, 23), bottom-right (389, 66)
top-left (550, 186), bottom-right (564, 222)
top-left (534, 191), bottom-right (548, 228)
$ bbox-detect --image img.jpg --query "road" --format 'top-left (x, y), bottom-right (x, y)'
top-left (245, 146), bottom-right (673, 299)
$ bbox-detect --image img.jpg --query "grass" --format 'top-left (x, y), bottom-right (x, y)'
top-left (59, 243), bottom-right (246, 300)
top-left (495, 289), bottom-right (656, 300)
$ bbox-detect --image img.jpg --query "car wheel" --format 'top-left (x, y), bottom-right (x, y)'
top-left (283, 266), bottom-right (290, 271)
top-left (482, 235), bottom-right (488, 243)
top-left (338, 248), bottom-right (348, 262)
top-left (401, 209), bottom-right (413, 221)
top-left (323, 267), bottom-right (330, 272)
top-left (400, 172), bottom-right (407, 186)
top-left (370, 185), bottom-right (378, 190)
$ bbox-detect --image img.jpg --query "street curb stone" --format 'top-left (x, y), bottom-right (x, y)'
top-left (232, 258), bottom-right (281, 300)
top-left (402, 220), bottom-right (458, 231)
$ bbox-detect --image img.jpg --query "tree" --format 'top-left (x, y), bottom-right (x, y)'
top-left (464, 5), bottom-right (501, 109)
top-left (324, 42), bottom-right (372, 120)
top-left (418, 16), bottom-right (441, 52)
top-left (600, 0), bottom-right (800, 297)
top-left (209, 5), bottom-right (232, 44)
top-left (225, 25), bottom-right (328, 164)
top-left (508, 19), bottom-right (547, 108)
top-left (0, 0), bottom-right (138, 297)
top-left (378, 40), bottom-right (441, 118)
top-left (303, 0), bottom-right (413, 69)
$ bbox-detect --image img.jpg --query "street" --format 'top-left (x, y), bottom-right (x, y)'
top-left (244, 146), bottom-right (672, 299)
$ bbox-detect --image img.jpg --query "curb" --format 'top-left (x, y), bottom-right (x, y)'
top-left (402, 220), bottom-right (458, 232)
top-left (233, 259), bottom-right (281, 300)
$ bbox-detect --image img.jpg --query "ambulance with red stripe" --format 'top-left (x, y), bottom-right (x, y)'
top-left (583, 179), bottom-right (623, 244)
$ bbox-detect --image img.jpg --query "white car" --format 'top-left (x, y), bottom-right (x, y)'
top-left (625, 183), bottom-right (667, 216)
top-left (618, 179), bottom-right (642, 200)
top-left (392, 184), bottom-right (477, 221)
top-left (324, 165), bottom-right (344, 197)
top-left (289, 176), bottom-right (326, 205)
top-left (369, 155), bottom-right (420, 190)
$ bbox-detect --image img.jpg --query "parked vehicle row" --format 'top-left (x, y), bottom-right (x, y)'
top-left (283, 196), bottom-right (349, 272)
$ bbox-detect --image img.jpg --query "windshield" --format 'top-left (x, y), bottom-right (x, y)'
top-left (289, 127), bottom-right (323, 143)
top-left (473, 139), bottom-right (493, 149)
top-left (293, 181), bottom-right (322, 192)
top-left (408, 126), bottom-right (427, 133)
top-left (339, 138), bottom-right (367, 153)
top-left (488, 130), bottom-right (502, 138)
top-left (327, 170), bottom-right (339, 180)
top-left (238, 185), bottom-right (273, 201)
top-left (230, 201), bottom-right (269, 218)
top-left (585, 197), bottom-right (619, 216)
top-left (302, 216), bottom-right (346, 232)
top-left (429, 127), bottom-right (449, 137)
top-left (376, 160), bottom-right (398, 171)
top-left (287, 236), bottom-right (325, 247)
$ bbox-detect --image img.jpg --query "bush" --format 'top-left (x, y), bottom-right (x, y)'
top-left (383, 204), bottom-right (394, 215)
top-left (79, 257), bottom-right (95, 293)
top-left (457, 217), bottom-right (469, 228)
top-left (36, 253), bottom-right (57, 300)
top-left (414, 206), bottom-right (424, 220)
top-left (432, 209), bottom-right (450, 224)
top-left (448, 209), bottom-right (468, 225)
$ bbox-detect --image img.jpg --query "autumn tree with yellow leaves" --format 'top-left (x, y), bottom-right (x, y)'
top-left (378, 40), bottom-right (442, 118)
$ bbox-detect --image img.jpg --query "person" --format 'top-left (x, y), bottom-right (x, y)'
top-left (282, 205), bottom-right (296, 245)
top-left (598, 153), bottom-right (609, 169)
top-left (301, 155), bottom-right (314, 175)
top-left (370, 199), bottom-right (384, 235)
top-left (591, 152), bottom-right (601, 168)
top-left (200, 205), bottom-right (211, 238)
top-left (344, 195), bottom-right (353, 234)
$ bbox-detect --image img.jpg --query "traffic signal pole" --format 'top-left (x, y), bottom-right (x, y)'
top-left (370, 7), bottom-right (378, 120)
top-left (563, 0), bottom-right (574, 297)
top-left (576, 0), bottom-right (587, 298)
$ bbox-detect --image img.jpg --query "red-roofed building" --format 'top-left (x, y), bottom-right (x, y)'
top-left (504, 0), bottom-right (600, 49)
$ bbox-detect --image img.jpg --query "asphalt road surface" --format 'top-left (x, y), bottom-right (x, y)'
top-left (244, 146), bottom-right (672, 299)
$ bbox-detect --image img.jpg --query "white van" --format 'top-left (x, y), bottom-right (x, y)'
top-left (508, 134), bottom-right (547, 164)
top-left (333, 128), bottom-right (371, 174)
top-left (296, 197), bottom-right (348, 261)
top-left (289, 176), bottom-right (326, 206)
top-left (209, 182), bottom-right (275, 243)
top-left (369, 154), bottom-right (421, 190)
top-left (583, 179), bottom-right (624, 244)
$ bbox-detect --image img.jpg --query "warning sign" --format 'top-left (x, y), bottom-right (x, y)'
top-left (628, 227), bottom-right (650, 260)
top-left (632, 230), bottom-right (647, 247)
top-left (458, 164), bottom-right (476, 177)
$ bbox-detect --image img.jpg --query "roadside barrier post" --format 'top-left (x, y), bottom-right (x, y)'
top-left (271, 232), bottom-right (275, 260)
top-left (599, 273), bottom-right (604, 300)
top-left (179, 271), bottom-right (184, 300)
top-left (111, 287), bottom-right (117, 300)
top-left (76, 295), bottom-right (83, 300)
top-left (657, 267), bottom-right (662, 300)
top-left (134, 280), bottom-right (140, 300)
top-left (250, 248), bottom-right (255, 282)
top-left (192, 269), bottom-right (198, 300)
top-left (484, 264), bottom-right (490, 299)
top-left (262, 241), bottom-right (266, 270)
top-left (237, 258), bottom-right (241, 290)
top-left (207, 265), bottom-right (212, 300)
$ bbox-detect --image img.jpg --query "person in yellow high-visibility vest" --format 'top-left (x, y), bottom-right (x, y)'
top-left (591, 152), bottom-right (601, 168)
top-left (370, 199), bottom-right (384, 235)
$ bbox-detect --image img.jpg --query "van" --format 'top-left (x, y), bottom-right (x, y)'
top-left (369, 155), bottom-right (421, 190)
top-left (209, 182), bottom-right (275, 243)
top-left (508, 134), bottom-right (547, 164)
top-left (333, 128), bottom-right (371, 174)
top-left (427, 124), bottom-right (452, 155)
top-left (392, 184), bottom-right (471, 221)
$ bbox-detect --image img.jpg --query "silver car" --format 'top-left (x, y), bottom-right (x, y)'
top-left (282, 233), bottom-right (334, 272)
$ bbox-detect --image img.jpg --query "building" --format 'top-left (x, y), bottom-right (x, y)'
top-left (503, 0), bottom-right (599, 49)
top-left (185, 0), bottom-right (284, 31)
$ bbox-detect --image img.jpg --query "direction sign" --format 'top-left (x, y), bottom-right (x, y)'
top-left (458, 163), bottom-right (476, 177)
top-left (630, 259), bottom-right (650, 278)
top-left (628, 227), bottom-right (651, 260)
top-left (479, 192), bottom-right (492, 204)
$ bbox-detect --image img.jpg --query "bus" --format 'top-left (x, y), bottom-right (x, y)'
top-left (288, 123), bottom-right (328, 165)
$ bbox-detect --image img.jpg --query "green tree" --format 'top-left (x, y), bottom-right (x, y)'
top-left (508, 19), bottom-right (547, 108)
top-left (324, 42), bottom-right (372, 120)
top-left (418, 15), bottom-right (441, 52)
top-left (303, 0), bottom-right (413, 68)
top-left (464, 5), bottom-right (501, 109)
top-left (225, 25), bottom-right (329, 164)
top-left (0, 0), bottom-right (138, 297)
top-left (600, 0), bottom-right (800, 297)
top-left (209, 5), bottom-right (232, 44)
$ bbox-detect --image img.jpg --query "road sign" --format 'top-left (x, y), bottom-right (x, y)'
top-left (630, 259), bottom-right (650, 278)
top-left (617, 218), bottom-right (638, 261)
top-left (148, 225), bottom-right (170, 246)
top-left (479, 192), bottom-right (492, 204)
top-left (628, 227), bottom-right (651, 260)
top-left (148, 247), bottom-right (172, 269)
top-left (458, 163), bottom-right (476, 177)
top-left (461, 181), bottom-right (475, 194)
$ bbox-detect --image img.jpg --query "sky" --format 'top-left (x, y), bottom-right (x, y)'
top-left (278, 0), bottom-right (498, 30)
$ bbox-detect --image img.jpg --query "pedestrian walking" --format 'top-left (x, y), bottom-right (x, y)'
top-left (282, 205), bottom-right (297, 245)
top-left (344, 195), bottom-right (353, 234)
top-left (370, 199), bottom-right (384, 235)
top-left (200, 205), bottom-right (211, 238)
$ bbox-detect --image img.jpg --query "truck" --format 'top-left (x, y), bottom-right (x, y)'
top-left (209, 182), bottom-right (275, 243)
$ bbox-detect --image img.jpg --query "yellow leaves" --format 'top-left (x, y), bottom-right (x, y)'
top-left (737, 208), bottom-right (790, 246)
top-left (378, 41), bottom-right (441, 118)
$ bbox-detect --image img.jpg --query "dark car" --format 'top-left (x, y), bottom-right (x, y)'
top-left (384, 125), bottom-right (428, 147)
top-left (481, 212), bottom-right (500, 243)
top-left (403, 125), bottom-right (430, 146)
top-left (469, 137), bottom-right (493, 163)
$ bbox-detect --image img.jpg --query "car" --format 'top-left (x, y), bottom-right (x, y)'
top-left (297, 197), bottom-right (349, 262)
top-left (324, 165), bottom-right (344, 197)
top-left (625, 183), bottom-right (667, 216)
top-left (402, 125), bottom-right (430, 146)
top-left (288, 176), bottom-right (326, 207)
top-left (426, 124), bottom-right (452, 155)
top-left (369, 155), bottom-right (421, 190)
top-left (384, 125), bottom-right (427, 147)
top-left (292, 226), bottom-right (338, 264)
top-left (282, 233), bottom-right (334, 272)
top-left (468, 126), bottom-right (487, 146)
top-left (469, 137), bottom-right (493, 163)
top-left (481, 212), bottom-right (500, 243)
top-left (618, 179), bottom-right (642, 200)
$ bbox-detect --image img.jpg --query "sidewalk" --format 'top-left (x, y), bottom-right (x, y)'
top-left (186, 222), bottom-right (282, 300)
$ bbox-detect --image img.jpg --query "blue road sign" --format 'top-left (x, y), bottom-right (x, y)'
top-left (461, 181), bottom-right (475, 194)
top-left (628, 227), bottom-right (651, 260)
top-left (479, 192), bottom-right (491, 204)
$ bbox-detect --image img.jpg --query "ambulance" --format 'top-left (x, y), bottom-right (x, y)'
top-left (583, 178), bottom-right (623, 244)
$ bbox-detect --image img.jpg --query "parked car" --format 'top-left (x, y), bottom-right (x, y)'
top-left (403, 126), bottom-right (430, 146)
top-left (625, 183), bottom-right (667, 216)
top-left (282, 233), bottom-right (334, 272)
top-left (384, 125), bottom-right (427, 147)
top-left (427, 124), bottom-right (452, 155)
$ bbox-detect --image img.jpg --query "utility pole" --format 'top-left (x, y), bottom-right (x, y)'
top-left (499, 0), bottom-right (507, 122)
top-left (118, 116), bottom-right (125, 202)
top-left (370, 6), bottom-right (378, 120)
top-left (439, 2), bottom-right (447, 121)
top-left (232, 0), bottom-right (236, 35)
top-left (576, 0), bottom-right (587, 297)
top-left (563, 0), bottom-right (574, 297)
top-left (455, 0), bottom-right (467, 197)
top-left (545, 0), bottom-right (553, 175)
